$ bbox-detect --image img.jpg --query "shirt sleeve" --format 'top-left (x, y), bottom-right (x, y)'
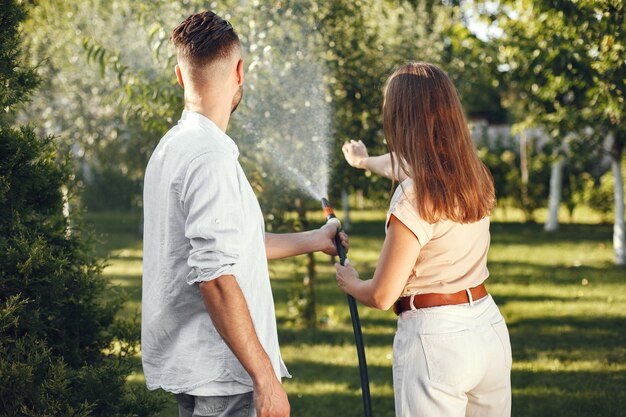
top-left (388, 188), bottom-right (433, 246)
top-left (180, 152), bottom-right (244, 285)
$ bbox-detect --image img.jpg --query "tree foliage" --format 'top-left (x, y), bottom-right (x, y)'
top-left (22, 0), bottom-right (505, 212)
top-left (480, 0), bottom-right (625, 157)
top-left (478, 0), bottom-right (625, 261)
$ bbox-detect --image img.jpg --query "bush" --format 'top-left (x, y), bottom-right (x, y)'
top-left (477, 133), bottom-right (551, 221)
top-left (0, 1), bottom-right (164, 415)
top-left (582, 170), bottom-right (615, 223)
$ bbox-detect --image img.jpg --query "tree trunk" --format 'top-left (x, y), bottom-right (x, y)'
top-left (356, 189), bottom-right (365, 210)
top-left (611, 142), bottom-right (625, 266)
top-left (341, 188), bottom-right (351, 232)
top-left (519, 130), bottom-right (531, 221)
top-left (303, 252), bottom-right (317, 327)
top-left (295, 198), bottom-right (317, 326)
top-left (62, 185), bottom-right (71, 237)
top-left (544, 158), bottom-right (564, 232)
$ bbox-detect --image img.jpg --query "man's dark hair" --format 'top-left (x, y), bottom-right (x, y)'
top-left (170, 11), bottom-right (240, 67)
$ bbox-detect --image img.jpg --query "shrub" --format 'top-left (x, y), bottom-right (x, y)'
top-left (0, 1), bottom-right (164, 415)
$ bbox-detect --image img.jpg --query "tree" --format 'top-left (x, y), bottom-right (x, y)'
top-left (480, 0), bottom-right (626, 264)
top-left (21, 0), bottom-right (165, 212)
top-left (0, 1), bottom-right (165, 414)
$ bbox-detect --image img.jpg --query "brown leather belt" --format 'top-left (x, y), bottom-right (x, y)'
top-left (393, 283), bottom-right (488, 315)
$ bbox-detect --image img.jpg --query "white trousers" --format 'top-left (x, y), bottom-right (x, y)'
top-left (393, 295), bottom-right (512, 417)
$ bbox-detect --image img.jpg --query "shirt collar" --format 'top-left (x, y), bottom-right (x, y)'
top-left (180, 110), bottom-right (240, 157)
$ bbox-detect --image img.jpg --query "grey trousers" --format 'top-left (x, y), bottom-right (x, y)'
top-left (176, 391), bottom-right (255, 417)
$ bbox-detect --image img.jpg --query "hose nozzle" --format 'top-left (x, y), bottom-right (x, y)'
top-left (321, 197), bottom-right (335, 219)
top-left (321, 197), bottom-right (341, 228)
top-left (321, 197), bottom-right (346, 265)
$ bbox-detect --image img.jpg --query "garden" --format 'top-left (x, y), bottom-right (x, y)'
top-left (1, 0), bottom-right (625, 416)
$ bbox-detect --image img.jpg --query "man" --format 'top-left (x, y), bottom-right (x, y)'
top-left (142, 11), bottom-right (347, 417)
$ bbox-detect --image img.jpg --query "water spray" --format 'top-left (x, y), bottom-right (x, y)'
top-left (321, 197), bottom-right (372, 417)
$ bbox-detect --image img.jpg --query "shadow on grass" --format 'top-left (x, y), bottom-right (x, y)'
top-left (490, 222), bottom-right (614, 245)
top-left (488, 261), bottom-right (625, 285)
top-left (512, 368), bottom-right (626, 417)
top-left (492, 290), bottom-right (622, 305)
top-left (84, 211), bottom-right (143, 257)
top-left (509, 316), bottom-right (626, 362)
top-left (279, 327), bottom-right (394, 348)
top-left (286, 359), bottom-right (390, 387)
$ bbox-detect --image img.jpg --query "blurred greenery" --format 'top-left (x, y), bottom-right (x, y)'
top-left (86, 209), bottom-right (626, 417)
top-left (19, 0), bottom-right (625, 260)
top-left (20, 0), bottom-right (507, 208)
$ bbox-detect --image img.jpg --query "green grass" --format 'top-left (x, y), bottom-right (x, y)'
top-left (85, 209), bottom-right (626, 417)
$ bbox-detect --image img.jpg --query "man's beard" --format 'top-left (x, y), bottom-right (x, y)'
top-left (231, 85), bottom-right (243, 114)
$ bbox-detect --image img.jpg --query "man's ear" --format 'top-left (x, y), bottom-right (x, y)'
top-left (175, 64), bottom-right (184, 88)
top-left (236, 59), bottom-right (244, 86)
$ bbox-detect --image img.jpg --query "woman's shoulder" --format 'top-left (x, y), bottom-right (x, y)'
top-left (390, 178), bottom-right (416, 206)
top-left (388, 178), bottom-right (423, 216)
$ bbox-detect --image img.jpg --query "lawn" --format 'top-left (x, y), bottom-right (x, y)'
top-left (86, 209), bottom-right (626, 417)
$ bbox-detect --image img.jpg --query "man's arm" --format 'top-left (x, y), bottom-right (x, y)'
top-left (182, 154), bottom-right (289, 416)
top-left (199, 276), bottom-right (290, 417)
top-left (265, 221), bottom-right (348, 260)
top-left (341, 139), bottom-right (409, 181)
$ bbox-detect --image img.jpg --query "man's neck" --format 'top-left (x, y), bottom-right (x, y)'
top-left (184, 92), bottom-right (231, 132)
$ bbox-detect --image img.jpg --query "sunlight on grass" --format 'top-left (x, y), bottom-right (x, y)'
top-left (104, 260), bottom-right (143, 276)
top-left (282, 344), bottom-right (394, 367)
top-left (514, 359), bottom-right (626, 372)
top-left (285, 381), bottom-right (394, 398)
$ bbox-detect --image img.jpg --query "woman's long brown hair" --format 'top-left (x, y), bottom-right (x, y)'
top-left (383, 62), bottom-right (496, 223)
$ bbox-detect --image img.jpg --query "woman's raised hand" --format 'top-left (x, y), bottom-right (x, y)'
top-left (342, 140), bottom-right (369, 169)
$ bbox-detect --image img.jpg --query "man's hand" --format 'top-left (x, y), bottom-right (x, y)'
top-left (342, 139), bottom-right (369, 169)
top-left (254, 376), bottom-right (290, 417)
top-left (318, 219), bottom-right (349, 256)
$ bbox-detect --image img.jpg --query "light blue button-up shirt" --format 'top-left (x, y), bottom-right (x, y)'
top-left (142, 110), bottom-right (289, 395)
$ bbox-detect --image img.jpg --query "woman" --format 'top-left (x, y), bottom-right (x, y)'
top-left (336, 62), bottom-right (512, 417)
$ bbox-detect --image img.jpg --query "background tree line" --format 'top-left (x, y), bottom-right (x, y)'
top-left (20, 0), bottom-right (623, 238)
top-left (21, 0), bottom-right (508, 211)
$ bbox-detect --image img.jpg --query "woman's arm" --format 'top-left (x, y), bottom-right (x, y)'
top-left (335, 215), bottom-right (420, 310)
top-left (341, 140), bottom-right (409, 182)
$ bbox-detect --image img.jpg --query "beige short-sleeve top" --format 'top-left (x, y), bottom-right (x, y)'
top-left (387, 179), bottom-right (490, 296)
